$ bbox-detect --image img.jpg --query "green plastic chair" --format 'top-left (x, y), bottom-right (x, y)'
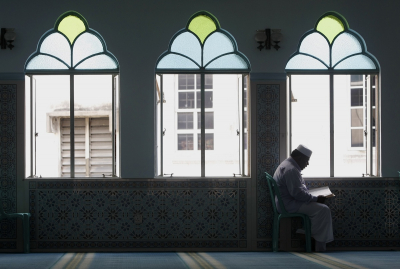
top-left (265, 172), bottom-right (312, 252)
top-left (0, 195), bottom-right (31, 253)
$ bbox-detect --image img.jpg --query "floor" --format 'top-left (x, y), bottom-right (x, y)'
top-left (0, 251), bottom-right (399, 269)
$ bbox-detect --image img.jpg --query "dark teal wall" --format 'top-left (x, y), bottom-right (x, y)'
top-left (1, 0), bottom-right (400, 252)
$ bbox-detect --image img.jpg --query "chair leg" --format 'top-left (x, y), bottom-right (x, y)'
top-left (23, 214), bottom-right (30, 253)
top-left (304, 217), bottom-right (312, 253)
top-left (272, 218), bottom-right (280, 252)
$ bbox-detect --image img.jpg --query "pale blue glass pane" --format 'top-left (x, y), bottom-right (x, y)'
top-left (26, 55), bottom-right (68, 70)
top-left (157, 54), bottom-right (199, 69)
top-left (285, 54), bottom-right (328, 70)
top-left (40, 32), bottom-right (71, 66)
top-left (299, 32), bottom-right (329, 66)
top-left (206, 54), bottom-right (247, 69)
top-left (332, 32), bottom-right (362, 66)
top-left (75, 54), bottom-right (117, 69)
top-left (73, 33), bottom-right (103, 67)
top-left (171, 32), bottom-right (201, 65)
top-left (334, 55), bottom-right (376, 70)
top-left (203, 32), bottom-right (234, 66)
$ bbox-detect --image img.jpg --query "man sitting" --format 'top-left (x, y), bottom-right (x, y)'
top-left (273, 144), bottom-right (334, 252)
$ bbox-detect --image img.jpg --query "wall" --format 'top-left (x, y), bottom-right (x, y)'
top-left (1, 0), bottom-right (400, 252)
top-left (1, 0), bottom-right (399, 176)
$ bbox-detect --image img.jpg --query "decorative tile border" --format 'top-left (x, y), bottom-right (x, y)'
top-left (291, 179), bottom-right (400, 249)
top-left (35, 240), bottom-right (240, 249)
top-left (0, 84), bottom-right (17, 240)
top-left (33, 181), bottom-right (239, 189)
top-left (256, 84), bottom-right (280, 240)
top-left (29, 180), bottom-right (247, 250)
top-left (0, 241), bottom-right (17, 249)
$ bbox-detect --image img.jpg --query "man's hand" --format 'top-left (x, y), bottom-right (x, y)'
top-left (317, 195), bottom-right (326, 204)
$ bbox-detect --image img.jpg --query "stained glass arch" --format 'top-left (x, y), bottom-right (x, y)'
top-left (156, 10), bottom-right (250, 73)
top-left (25, 11), bottom-right (119, 73)
top-left (285, 11), bottom-right (379, 73)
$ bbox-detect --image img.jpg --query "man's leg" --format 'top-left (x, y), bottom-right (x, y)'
top-left (297, 202), bottom-right (334, 252)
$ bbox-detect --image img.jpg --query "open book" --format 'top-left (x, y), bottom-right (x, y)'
top-left (308, 186), bottom-right (335, 198)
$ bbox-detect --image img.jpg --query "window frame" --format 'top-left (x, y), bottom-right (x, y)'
top-left (155, 10), bottom-right (251, 177)
top-left (285, 11), bottom-right (381, 177)
top-left (24, 11), bottom-right (120, 178)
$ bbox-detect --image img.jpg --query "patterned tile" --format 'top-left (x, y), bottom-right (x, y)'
top-left (290, 179), bottom-right (400, 249)
top-left (29, 180), bottom-right (247, 249)
top-left (0, 84), bottom-right (17, 240)
top-left (256, 84), bottom-right (280, 240)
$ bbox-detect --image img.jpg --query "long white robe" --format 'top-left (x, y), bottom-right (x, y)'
top-left (273, 156), bottom-right (334, 247)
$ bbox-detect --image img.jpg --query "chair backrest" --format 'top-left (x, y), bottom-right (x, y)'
top-left (265, 172), bottom-right (288, 215)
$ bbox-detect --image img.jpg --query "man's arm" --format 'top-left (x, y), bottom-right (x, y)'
top-left (285, 169), bottom-right (317, 203)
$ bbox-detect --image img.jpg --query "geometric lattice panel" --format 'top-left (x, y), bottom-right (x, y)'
top-left (29, 180), bottom-right (247, 250)
top-left (256, 84), bottom-right (280, 240)
top-left (291, 179), bottom-right (400, 249)
top-left (0, 84), bottom-right (17, 240)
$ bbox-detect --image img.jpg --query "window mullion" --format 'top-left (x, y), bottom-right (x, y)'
top-left (366, 75), bottom-right (372, 175)
top-left (329, 73), bottom-right (334, 177)
top-left (70, 74), bottom-right (75, 178)
top-left (160, 75), bottom-right (164, 176)
top-left (241, 74), bottom-right (245, 176)
top-left (287, 75), bottom-right (292, 158)
top-left (112, 74), bottom-right (116, 176)
top-left (374, 75), bottom-right (380, 177)
top-left (201, 73), bottom-right (205, 177)
top-left (31, 75), bottom-right (35, 177)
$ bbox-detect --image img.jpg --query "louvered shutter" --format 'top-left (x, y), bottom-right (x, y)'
top-left (60, 117), bottom-right (112, 177)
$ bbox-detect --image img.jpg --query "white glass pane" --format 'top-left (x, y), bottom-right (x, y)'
top-left (75, 54), bottom-right (117, 70)
top-left (170, 32), bottom-right (201, 65)
top-left (285, 54), bottom-right (328, 70)
top-left (291, 75), bottom-right (330, 177)
top-left (73, 33), bottom-right (104, 67)
top-left (74, 75), bottom-right (112, 177)
top-left (157, 54), bottom-right (199, 69)
top-left (205, 74), bottom-right (240, 176)
top-left (40, 32), bottom-right (71, 66)
top-left (203, 32), bottom-right (234, 66)
top-left (206, 54), bottom-right (247, 69)
top-left (26, 55), bottom-right (69, 70)
top-left (334, 55), bottom-right (376, 70)
top-left (332, 33), bottom-right (362, 66)
top-left (299, 32), bottom-right (329, 66)
top-left (34, 75), bottom-right (70, 177)
top-left (333, 75), bottom-right (366, 177)
top-left (162, 74), bottom-right (201, 176)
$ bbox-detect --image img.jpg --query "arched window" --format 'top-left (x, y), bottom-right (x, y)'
top-left (25, 11), bottom-right (120, 178)
top-left (285, 11), bottom-right (380, 177)
top-left (155, 11), bottom-right (251, 177)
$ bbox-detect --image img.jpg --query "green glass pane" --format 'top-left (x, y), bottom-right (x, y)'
top-left (316, 15), bottom-right (344, 44)
top-left (57, 15), bottom-right (86, 44)
top-left (188, 15), bottom-right (216, 44)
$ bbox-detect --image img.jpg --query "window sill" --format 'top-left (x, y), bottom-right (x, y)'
top-left (25, 176), bottom-right (121, 181)
top-left (25, 176), bottom-right (251, 181)
top-left (303, 176), bottom-right (383, 180)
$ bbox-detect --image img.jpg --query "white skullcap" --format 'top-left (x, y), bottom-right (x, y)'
top-left (296, 144), bottom-right (312, 158)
